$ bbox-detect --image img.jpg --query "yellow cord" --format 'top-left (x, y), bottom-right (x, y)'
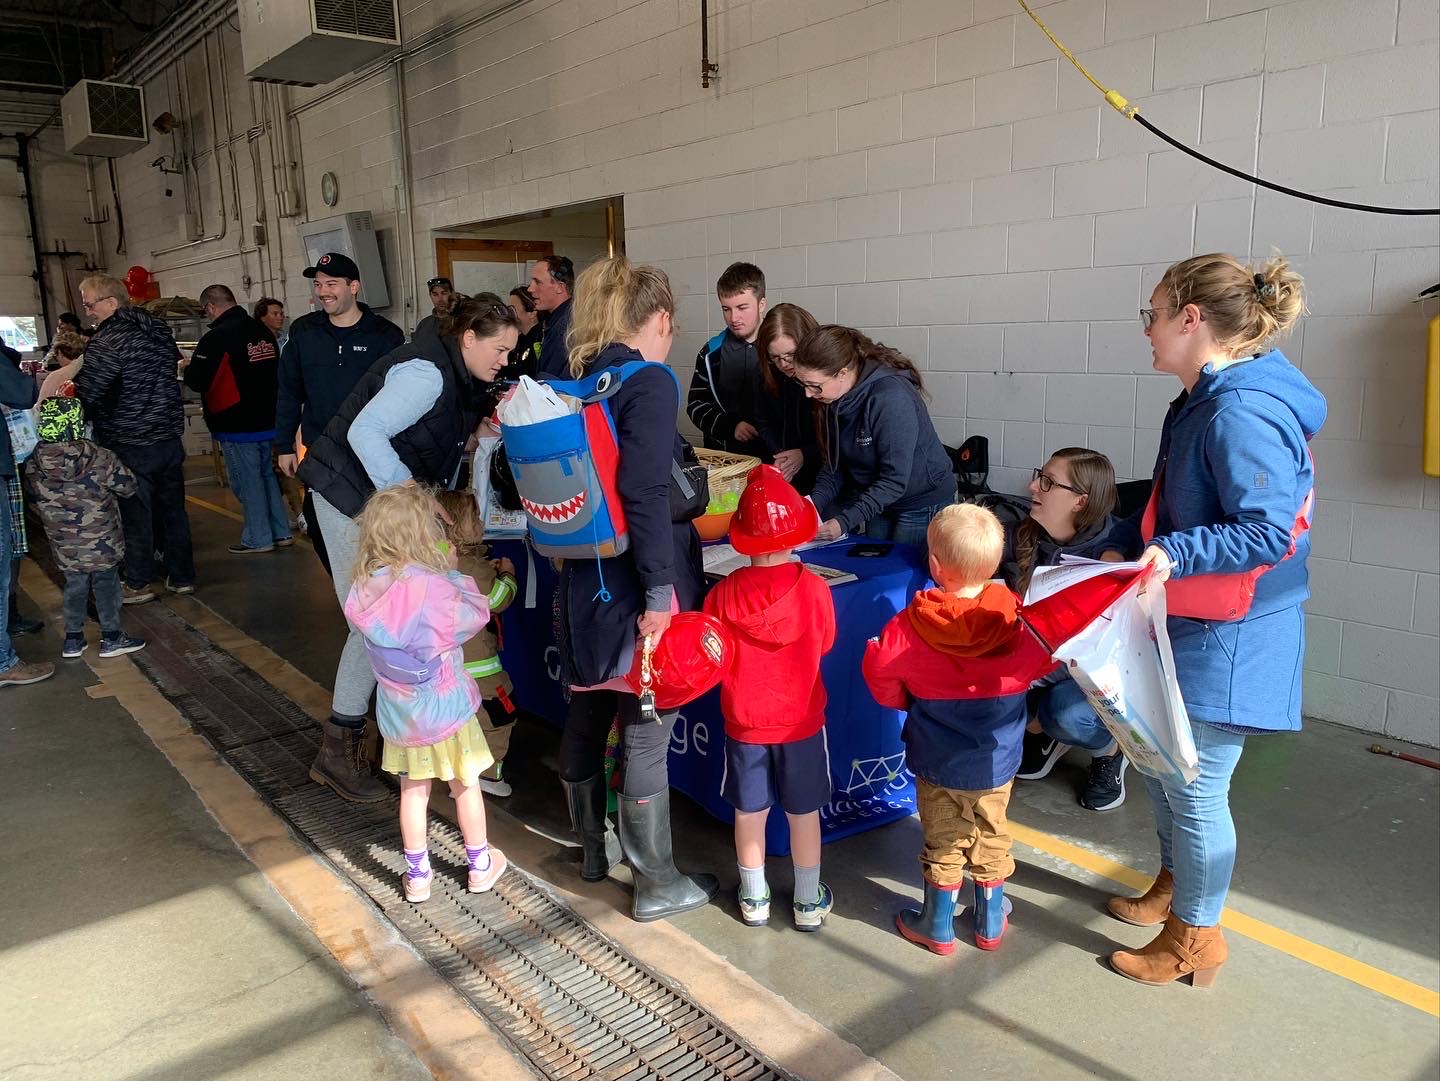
top-left (1015, 0), bottom-right (1138, 118)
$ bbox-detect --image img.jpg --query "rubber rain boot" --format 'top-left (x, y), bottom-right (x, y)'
top-left (1107, 866), bottom-right (1174, 927)
top-left (895, 878), bottom-right (960, 955)
top-left (973, 879), bottom-right (1009, 950)
top-left (562, 773), bottom-right (622, 882)
top-left (309, 718), bottom-right (390, 803)
top-left (1109, 914), bottom-right (1227, 987)
top-left (617, 789), bottom-right (719, 922)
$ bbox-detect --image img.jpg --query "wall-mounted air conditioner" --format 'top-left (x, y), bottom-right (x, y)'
top-left (61, 79), bottom-right (148, 157)
top-left (239, 0), bottom-right (401, 87)
top-left (300, 211), bottom-right (391, 310)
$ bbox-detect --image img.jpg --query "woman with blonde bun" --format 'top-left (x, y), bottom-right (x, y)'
top-left (1105, 253), bottom-right (1325, 989)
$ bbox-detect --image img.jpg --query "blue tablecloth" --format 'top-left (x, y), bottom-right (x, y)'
top-left (493, 539), bottom-right (929, 854)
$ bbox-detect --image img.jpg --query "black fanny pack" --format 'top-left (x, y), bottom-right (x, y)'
top-left (670, 441), bottom-right (709, 522)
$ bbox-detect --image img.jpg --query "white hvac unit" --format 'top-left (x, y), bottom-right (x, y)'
top-left (300, 211), bottom-right (391, 310)
top-left (239, 0), bottom-right (401, 86)
top-left (60, 79), bottom-right (148, 157)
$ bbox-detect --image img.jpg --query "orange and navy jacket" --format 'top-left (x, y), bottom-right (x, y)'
top-left (863, 583), bottom-right (1058, 790)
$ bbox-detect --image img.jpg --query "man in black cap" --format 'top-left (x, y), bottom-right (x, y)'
top-left (275, 252), bottom-right (404, 576)
top-left (414, 276), bottom-right (457, 340)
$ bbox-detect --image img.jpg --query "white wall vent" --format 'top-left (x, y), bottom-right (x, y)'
top-left (239, 0), bottom-right (401, 87)
top-left (60, 80), bottom-right (148, 157)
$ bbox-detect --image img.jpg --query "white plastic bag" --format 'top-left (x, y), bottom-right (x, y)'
top-left (495, 375), bottom-right (571, 427)
top-left (1051, 575), bottom-right (1199, 786)
top-left (471, 434), bottom-right (527, 537)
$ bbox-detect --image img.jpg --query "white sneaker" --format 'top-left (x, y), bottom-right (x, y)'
top-left (479, 776), bottom-right (512, 797)
top-left (738, 888), bottom-right (771, 927)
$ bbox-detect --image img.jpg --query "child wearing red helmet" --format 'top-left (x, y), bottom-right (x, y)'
top-left (702, 465), bottom-right (837, 930)
top-left (862, 504), bottom-right (1058, 955)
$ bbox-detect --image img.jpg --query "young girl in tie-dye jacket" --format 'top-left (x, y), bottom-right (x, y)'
top-left (343, 484), bottom-right (507, 904)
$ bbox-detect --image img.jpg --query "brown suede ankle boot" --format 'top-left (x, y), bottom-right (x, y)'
top-left (310, 718), bottom-right (390, 803)
top-left (1106, 867), bottom-right (1174, 927)
top-left (1109, 914), bottom-right (1227, 987)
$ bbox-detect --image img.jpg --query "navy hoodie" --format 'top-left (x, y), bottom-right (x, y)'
top-left (1114, 348), bottom-right (1327, 730)
top-left (274, 304), bottom-right (405, 449)
top-left (809, 362), bottom-right (955, 534)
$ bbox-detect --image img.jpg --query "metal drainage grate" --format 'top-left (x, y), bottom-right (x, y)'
top-left (114, 599), bottom-right (799, 1081)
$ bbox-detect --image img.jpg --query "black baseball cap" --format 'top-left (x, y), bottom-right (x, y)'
top-left (304, 252), bottom-right (360, 281)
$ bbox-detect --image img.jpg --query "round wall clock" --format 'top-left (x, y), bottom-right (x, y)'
top-left (320, 171), bottom-right (339, 207)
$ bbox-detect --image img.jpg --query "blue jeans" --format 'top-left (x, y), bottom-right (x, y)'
top-left (220, 439), bottom-right (292, 548)
top-left (0, 496), bottom-right (16, 672)
top-left (1143, 721), bottom-right (1248, 927)
top-left (1035, 676), bottom-right (1114, 753)
top-left (863, 490), bottom-right (957, 559)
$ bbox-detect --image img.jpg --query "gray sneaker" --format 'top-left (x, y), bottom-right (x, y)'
top-left (738, 887), bottom-right (771, 927)
top-left (793, 883), bottom-right (834, 932)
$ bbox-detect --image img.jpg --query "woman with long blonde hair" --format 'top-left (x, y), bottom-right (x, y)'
top-left (343, 485), bottom-right (507, 903)
top-left (556, 256), bottom-right (717, 922)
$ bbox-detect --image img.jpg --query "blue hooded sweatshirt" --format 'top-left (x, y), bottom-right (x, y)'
top-left (809, 362), bottom-right (955, 535)
top-left (1116, 349), bottom-right (1327, 731)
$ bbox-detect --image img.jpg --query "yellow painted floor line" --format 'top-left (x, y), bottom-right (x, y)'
top-left (1009, 821), bottom-right (1440, 1018)
top-left (178, 492), bottom-right (1440, 1021)
top-left (185, 493), bottom-right (244, 523)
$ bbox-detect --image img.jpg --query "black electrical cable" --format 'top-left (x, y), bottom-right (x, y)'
top-left (1134, 115), bottom-right (1439, 217)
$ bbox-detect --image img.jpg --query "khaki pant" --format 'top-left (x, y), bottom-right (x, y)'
top-left (477, 695), bottom-right (515, 781)
top-left (916, 779), bottom-right (1015, 886)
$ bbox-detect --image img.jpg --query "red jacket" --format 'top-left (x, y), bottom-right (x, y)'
top-left (703, 562), bottom-right (836, 744)
top-left (863, 584), bottom-right (1059, 789)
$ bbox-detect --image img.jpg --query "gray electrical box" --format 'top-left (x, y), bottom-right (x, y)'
top-left (299, 211), bottom-right (391, 311)
top-left (239, 0), bottom-right (400, 87)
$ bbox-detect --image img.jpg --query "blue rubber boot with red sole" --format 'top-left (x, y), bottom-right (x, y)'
top-left (973, 878), bottom-right (1009, 950)
top-left (896, 879), bottom-right (960, 955)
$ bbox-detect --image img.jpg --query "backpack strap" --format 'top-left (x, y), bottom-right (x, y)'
top-left (544, 361), bottom-right (681, 405)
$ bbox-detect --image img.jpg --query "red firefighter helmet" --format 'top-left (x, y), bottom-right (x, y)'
top-left (624, 612), bottom-right (734, 709)
top-left (728, 464), bottom-right (817, 555)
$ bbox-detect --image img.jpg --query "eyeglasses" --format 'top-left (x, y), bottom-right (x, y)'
top-left (769, 350), bottom-right (796, 366)
top-left (427, 278), bottom-right (451, 289)
top-left (1031, 468), bottom-right (1086, 496)
top-left (1139, 306), bottom-right (1174, 331)
top-left (81, 297), bottom-right (111, 312)
top-left (798, 367), bottom-right (846, 394)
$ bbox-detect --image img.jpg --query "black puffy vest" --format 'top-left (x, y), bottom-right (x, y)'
top-left (297, 332), bottom-right (471, 519)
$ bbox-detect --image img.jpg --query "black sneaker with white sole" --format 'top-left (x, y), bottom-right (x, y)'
top-left (98, 632), bottom-right (146, 659)
top-left (1015, 731), bottom-right (1068, 781)
top-left (1080, 750), bottom-right (1128, 811)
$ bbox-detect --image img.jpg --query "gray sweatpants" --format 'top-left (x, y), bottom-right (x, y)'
top-left (311, 491), bottom-right (375, 719)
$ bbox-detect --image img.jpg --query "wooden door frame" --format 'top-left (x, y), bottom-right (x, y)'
top-left (434, 238), bottom-right (555, 284)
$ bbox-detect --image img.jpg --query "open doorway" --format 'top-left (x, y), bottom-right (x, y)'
top-left (432, 197), bottom-right (622, 300)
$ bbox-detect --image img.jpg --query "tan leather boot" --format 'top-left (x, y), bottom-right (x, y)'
top-left (1106, 867), bottom-right (1174, 927)
top-left (1109, 914), bottom-right (1227, 987)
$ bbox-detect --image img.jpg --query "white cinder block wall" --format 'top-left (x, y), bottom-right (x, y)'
top-left (94, 0), bottom-right (1440, 743)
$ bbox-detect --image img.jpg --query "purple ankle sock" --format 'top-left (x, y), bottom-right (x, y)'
top-left (404, 848), bottom-right (430, 880)
top-left (466, 844), bottom-right (491, 872)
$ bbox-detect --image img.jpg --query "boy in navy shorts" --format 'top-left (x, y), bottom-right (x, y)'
top-left (703, 465), bottom-right (836, 930)
top-left (863, 504), bottom-right (1057, 955)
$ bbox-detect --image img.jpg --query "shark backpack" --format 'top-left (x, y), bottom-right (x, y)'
top-left (500, 361), bottom-right (681, 562)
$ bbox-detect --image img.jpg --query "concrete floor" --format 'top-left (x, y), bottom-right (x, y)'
top-left (5, 471), bottom-right (1438, 1081)
top-left (0, 618), bottom-right (433, 1080)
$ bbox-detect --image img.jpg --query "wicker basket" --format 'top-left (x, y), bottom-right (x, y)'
top-left (695, 447), bottom-right (761, 489)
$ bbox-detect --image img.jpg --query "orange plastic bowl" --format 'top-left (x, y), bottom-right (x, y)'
top-left (693, 510), bottom-right (735, 542)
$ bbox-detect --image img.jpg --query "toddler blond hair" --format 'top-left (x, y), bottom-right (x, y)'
top-left (927, 504), bottom-right (1005, 588)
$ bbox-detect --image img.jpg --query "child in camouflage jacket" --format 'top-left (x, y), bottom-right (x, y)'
top-left (23, 396), bottom-right (146, 660)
